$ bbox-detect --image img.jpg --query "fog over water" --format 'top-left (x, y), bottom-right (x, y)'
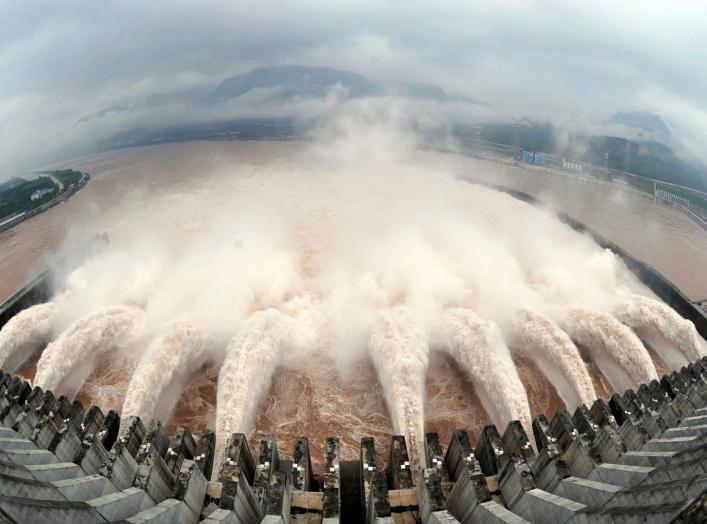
top-left (0, 120), bottom-right (706, 472)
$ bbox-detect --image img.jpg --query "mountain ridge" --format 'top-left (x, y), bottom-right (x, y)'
top-left (77, 64), bottom-right (485, 126)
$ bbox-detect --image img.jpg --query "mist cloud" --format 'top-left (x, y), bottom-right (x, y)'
top-left (1, 1), bottom-right (707, 175)
top-left (1, 109), bottom-right (705, 468)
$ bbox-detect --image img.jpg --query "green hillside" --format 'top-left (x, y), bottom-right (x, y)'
top-left (455, 121), bottom-right (707, 193)
top-left (0, 170), bottom-right (84, 221)
top-left (580, 137), bottom-right (707, 191)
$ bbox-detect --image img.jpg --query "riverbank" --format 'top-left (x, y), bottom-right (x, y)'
top-left (0, 171), bottom-right (90, 234)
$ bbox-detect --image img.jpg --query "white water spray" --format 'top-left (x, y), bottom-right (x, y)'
top-left (121, 321), bottom-right (210, 424)
top-left (566, 308), bottom-right (658, 391)
top-left (368, 307), bottom-right (428, 471)
top-left (0, 302), bottom-right (57, 372)
top-left (214, 309), bottom-right (288, 476)
top-left (615, 295), bottom-right (706, 369)
top-left (515, 310), bottom-right (596, 408)
top-left (437, 308), bottom-right (532, 436)
top-left (34, 305), bottom-right (144, 396)
top-left (6, 129), bottom-right (702, 462)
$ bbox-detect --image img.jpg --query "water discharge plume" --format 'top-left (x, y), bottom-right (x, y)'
top-left (214, 309), bottom-right (288, 477)
top-left (12, 135), bottom-right (702, 464)
top-left (515, 310), bottom-right (596, 409)
top-left (368, 307), bottom-right (428, 472)
top-left (76, 354), bottom-right (137, 415)
top-left (0, 302), bottom-right (57, 372)
top-left (121, 321), bottom-right (210, 425)
top-left (566, 308), bottom-right (658, 392)
top-left (34, 305), bottom-right (145, 395)
top-left (437, 308), bottom-right (532, 435)
top-left (614, 295), bottom-right (706, 369)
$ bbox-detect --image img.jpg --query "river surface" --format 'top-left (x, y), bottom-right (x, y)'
top-left (2, 140), bottom-right (705, 468)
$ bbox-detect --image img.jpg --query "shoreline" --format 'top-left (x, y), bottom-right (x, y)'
top-left (0, 171), bottom-right (90, 235)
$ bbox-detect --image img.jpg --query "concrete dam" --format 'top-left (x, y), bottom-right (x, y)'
top-left (1, 148), bottom-right (707, 524)
top-left (4, 359), bottom-right (707, 523)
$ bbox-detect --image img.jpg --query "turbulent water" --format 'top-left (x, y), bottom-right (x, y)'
top-left (0, 137), bottom-right (705, 472)
top-left (515, 310), bottom-right (596, 409)
top-left (214, 309), bottom-right (289, 474)
top-left (437, 308), bottom-right (532, 435)
top-left (122, 321), bottom-right (210, 425)
top-left (566, 308), bottom-right (658, 392)
top-left (0, 302), bottom-right (57, 372)
top-left (33, 305), bottom-right (144, 395)
top-left (615, 295), bottom-right (706, 369)
top-left (368, 308), bottom-right (429, 471)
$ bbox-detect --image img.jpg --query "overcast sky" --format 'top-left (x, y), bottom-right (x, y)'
top-left (1, 0), bottom-right (706, 175)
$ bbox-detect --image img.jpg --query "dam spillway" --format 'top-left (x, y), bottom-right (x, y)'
top-left (2, 360), bottom-right (707, 522)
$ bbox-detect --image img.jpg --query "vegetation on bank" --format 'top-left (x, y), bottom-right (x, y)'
top-left (449, 121), bottom-right (707, 215)
top-left (0, 169), bottom-right (85, 222)
top-left (455, 120), bottom-right (707, 194)
top-left (584, 137), bottom-right (707, 192)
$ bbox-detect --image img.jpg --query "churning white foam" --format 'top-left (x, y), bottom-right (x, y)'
top-left (615, 295), bottom-right (705, 369)
top-left (437, 308), bottom-right (532, 435)
top-left (121, 321), bottom-right (210, 425)
top-left (34, 305), bottom-right (144, 396)
top-left (566, 308), bottom-right (658, 391)
top-left (0, 302), bottom-right (57, 373)
top-left (214, 309), bottom-right (288, 476)
top-left (368, 307), bottom-right (428, 471)
top-left (7, 127), bottom-right (703, 457)
top-left (515, 309), bottom-right (596, 409)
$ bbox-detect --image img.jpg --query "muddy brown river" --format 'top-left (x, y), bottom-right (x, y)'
top-left (2, 140), bottom-right (705, 468)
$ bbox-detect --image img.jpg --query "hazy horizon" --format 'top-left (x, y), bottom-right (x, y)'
top-left (2, 2), bottom-right (707, 179)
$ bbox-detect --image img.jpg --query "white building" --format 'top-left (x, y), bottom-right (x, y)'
top-left (30, 188), bottom-right (54, 201)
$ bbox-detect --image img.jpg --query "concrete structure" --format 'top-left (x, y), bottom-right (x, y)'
top-left (30, 188), bottom-right (55, 201)
top-left (2, 182), bottom-right (707, 522)
top-left (2, 360), bottom-right (707, 523)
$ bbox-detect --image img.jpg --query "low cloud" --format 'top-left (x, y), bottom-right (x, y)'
top-left (1, 1), bottom-right (707, 176)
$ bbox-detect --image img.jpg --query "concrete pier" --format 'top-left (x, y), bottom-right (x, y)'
top-left (292, 437), bottom-right (314, 492)
top-left (322, 437), bottom-right (340, 522)
top-left (216, 432), bottom-right (260, 522)
top-left (3, 360), bottom-right (707, 522)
